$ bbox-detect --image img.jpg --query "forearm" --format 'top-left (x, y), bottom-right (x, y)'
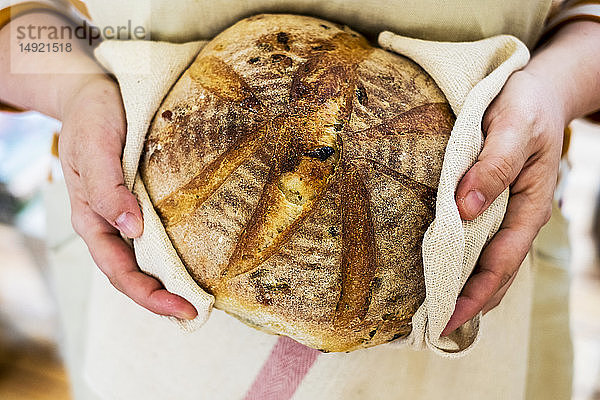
top-left (0, 11), bottom-right (110, 120)
top-left (525, 21), bottom-right (600, 123)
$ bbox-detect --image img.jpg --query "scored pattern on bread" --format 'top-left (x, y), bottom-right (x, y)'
top-left (140, 14), bottom-right (454, 352)
top-left (156, 127), bottom-right (267, 227)
top-left (334, 160), bottom-right (377, 329)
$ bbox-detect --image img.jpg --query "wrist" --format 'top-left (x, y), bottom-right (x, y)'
top-left (58, 73), bottom-right (119, 120)
top-left (511, 68), bottom-right (568, 128)
top-left (526, 20), bottom-right (600, 123)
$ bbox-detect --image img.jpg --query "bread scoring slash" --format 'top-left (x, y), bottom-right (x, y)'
top-left (140, 14), bottom-right (454, 352)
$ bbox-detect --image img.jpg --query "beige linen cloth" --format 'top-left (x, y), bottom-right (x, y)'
top-left (93, 32), bottom-right (529, 355)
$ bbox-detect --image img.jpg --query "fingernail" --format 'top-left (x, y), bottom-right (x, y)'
top-left (174, 309), bottom-right (197, 320)
top-left (464, 190), bottom-right (485, 217)
top-left (116, 212), bottom-right (143, 238)
top-left (441, 317), bottom-right (456, 337)
top-left (440, 327), bottom-right (452, 337)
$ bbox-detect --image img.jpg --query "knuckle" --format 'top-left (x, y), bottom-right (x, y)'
top-left (87, 189), bottom-right (115, 221)
top-left (540, 204), bottom-right (553, 226)
top-left (484, 267), bottom-right (513, 289)
top-left (498, 272), bottom-right (512, 288)
top-left (106, 271), bottom-right (125, 294)
top-left (486, 156), bottom-right (515, 189)
top-left (88, 196), bottom-right (105, 215)
top-left (70, 212), bottom-right (87, 237)
top-left (513, 108), bottom-right (538, 133)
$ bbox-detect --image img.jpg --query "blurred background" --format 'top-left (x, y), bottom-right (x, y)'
top-left (0, 110), bottom-right (598, 400)
top-left (0, 111), bottom-right (70, 399)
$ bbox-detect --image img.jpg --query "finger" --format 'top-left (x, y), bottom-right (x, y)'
top-left (74, 124), bottom-right (144, 239)
top-left (442, 162), bottom-right (554, 336)
top-left (69, 192), bottom-right (197, 320)
top-left (440, 223), bottom-right (527, 336)
top-left (456, 116), bottom-right (529, 221)
top-left (89, 230), bottom-right (198, 320)
top-left (482, 272), bottom-right (517, 315)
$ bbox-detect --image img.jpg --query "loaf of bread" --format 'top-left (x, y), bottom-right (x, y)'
top-left (140, 14), bottom-right (454, 352)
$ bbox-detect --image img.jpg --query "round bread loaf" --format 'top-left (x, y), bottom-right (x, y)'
top-left (140, 14), bottom-right (454, 352)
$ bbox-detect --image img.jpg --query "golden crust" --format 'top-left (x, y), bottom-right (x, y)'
top-left (140, 14), bottom-right (454, 352)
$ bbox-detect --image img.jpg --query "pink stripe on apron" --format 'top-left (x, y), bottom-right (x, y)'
top-left (244, 336), bottom-right (321, 400)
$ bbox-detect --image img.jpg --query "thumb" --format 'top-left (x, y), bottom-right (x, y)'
top-left (79, 136), bottom-right (143, 238)
top-left (456, 127), bottom-right (528, 221)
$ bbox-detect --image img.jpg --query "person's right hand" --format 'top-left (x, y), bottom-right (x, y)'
top-left (58, 74), bottom-right (198, 320)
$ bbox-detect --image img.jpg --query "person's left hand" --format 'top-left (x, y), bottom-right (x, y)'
top-left (441, 69), bottom-right (565, 336)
